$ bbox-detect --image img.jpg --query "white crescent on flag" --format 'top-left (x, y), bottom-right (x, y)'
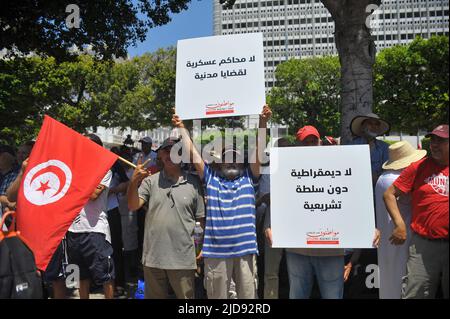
top-left (23, 160), bottom-right (72, 206)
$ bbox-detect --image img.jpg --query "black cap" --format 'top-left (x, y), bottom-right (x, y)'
top-left (139, 136), bottom-right (153, 144)
top-left (156, 137), bottom-right (180, 152)
top-left (0, 145), bottom-right (16, 157)
top-left (85, 133), bottom-right (103, 147)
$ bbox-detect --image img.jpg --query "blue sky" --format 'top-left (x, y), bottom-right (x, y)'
top-left (127, 1), bottom-right (213, 56)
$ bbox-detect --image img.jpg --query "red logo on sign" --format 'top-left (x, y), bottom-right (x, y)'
top-left (306, 230), bottom-right (340, 245)
top-left (205, 101), bottom-right (235, 115)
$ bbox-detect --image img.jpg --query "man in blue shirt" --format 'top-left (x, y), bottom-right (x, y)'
top-left (172, 105), bottom-right (272, 299)
top-left (350, 113), bottom-right (390, 185)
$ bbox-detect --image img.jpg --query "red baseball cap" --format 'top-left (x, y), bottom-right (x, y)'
top-left (425, 124), bottom-right (449, 139)
top-left (296, 125), bottom-right (321, 141)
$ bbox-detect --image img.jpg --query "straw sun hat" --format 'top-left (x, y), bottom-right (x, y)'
top-left (382, 141), bottom-right (427, 170)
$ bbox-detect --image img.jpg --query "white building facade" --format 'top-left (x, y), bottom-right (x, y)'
top-left (213, 0), bottom-right (449, 88)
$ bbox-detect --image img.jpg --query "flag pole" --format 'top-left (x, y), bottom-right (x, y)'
top-left (118, 156), bottom-right (137, 169)
top-left (117, 156), bottom-right (151, 170)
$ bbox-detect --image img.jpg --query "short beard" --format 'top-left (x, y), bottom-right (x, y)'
top-left (363, 127), bottom-right (378, 140)
top-left (220, 167), bottom-right (243, 180)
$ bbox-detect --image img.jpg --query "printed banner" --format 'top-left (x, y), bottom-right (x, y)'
top-left (270, 145), bottom-right (376, 248)
top-left (175, 33), bottom-right (265, 119)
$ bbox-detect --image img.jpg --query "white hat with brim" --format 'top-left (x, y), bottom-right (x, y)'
top-left (382, 141), bottom-right (427, 170)
top-left (350, 113), bottom-right (390, 137)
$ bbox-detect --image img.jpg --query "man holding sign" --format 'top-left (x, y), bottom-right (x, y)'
top-left (266, 126), bottom-right (345, 299)
top-left (269, 125), bottom-right (380, 299)
top-left (172, 105), bottom-right (271, 299)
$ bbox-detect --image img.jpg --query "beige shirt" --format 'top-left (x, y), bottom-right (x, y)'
top-left (138, 170), bottom-right (205, 269)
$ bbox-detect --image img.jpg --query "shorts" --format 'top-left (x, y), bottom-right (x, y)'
top-left (43, 241), bottom-right (65, 283)
top-left (66, 232), bottom-right (115, 286)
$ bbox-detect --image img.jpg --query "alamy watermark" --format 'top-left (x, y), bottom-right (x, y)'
top-left (365, 4), bottom-right (382, 30)
top-left (65, 4), bottom-right (80, 29)
top-left (65, 263), bottom-right (80, 289)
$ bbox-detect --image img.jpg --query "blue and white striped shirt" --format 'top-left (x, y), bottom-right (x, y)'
top-left (202, 164), bottom-right (258, 258)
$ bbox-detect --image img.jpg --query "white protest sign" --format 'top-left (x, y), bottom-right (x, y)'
top-left (175, 33), bottom-right (265, 119)
top-left (270, 145), bottom-right (376, 248)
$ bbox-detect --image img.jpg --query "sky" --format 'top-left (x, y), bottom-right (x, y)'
top-left (127, 0), bottom-right (213, 57)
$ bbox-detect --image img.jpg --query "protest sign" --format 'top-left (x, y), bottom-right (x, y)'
top-left (175, 33), bottom-right (265, 119)
top-left (270, 145), bottom-right (376, 248)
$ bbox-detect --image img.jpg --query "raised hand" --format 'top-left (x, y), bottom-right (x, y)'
top-left (260, 104), bottom-right (272, 124)
top-left (172, 107), bottom-right (185, 128)
top-left (131, 156), bottom-right (151, 184)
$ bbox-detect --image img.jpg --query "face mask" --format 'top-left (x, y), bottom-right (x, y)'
top-left (363, 126), bottom-right (378, 139)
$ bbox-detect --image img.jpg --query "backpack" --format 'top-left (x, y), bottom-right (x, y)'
top-left (0, 211), bottom-right (43, 299)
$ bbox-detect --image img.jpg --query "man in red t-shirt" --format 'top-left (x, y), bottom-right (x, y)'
top-left (383, 124), bottom-right (449, 299)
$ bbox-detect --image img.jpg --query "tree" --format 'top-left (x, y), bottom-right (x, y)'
top-left (113, 48), bottom-right (177, 131)
top-left (321, 0), bottom-right (381, 143)
top-left (0, 56), bottom-right (70, 145)
top-left (218, 0), bottom-right (381, 143)
top-left (268, 56), bottom-right (341, 136)
top-left (1, 0), bottom-right (192, 60)
top-left (0, 55), bottom-right (120, 143)
top-left (0, 49), bottom-right (179, 145)
top-left (374, 36), bottom-right (449, 134)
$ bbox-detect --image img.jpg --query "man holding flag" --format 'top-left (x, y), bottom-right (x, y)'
top-left (15, 116), bottom-right (119, 299)
top-left (66, 134), bottom-right (115, 299)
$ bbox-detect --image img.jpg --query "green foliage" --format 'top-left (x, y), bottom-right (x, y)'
top-left (421, 137), bottom-right (431, 155)
top-left (1, 1), bottom-right (192, 61)
top-left (0, 48), bottom-right (177, 146)
top-left (114, 48), bottom-right (177, 130)
top-left (2, 36), bottom-right (447, 148)
top-left (374, 36), bottom-right (449, 133)
top-left (269, 36), bottom-right (448, 137)
top-left (268, 56), bottom-right (341, 137)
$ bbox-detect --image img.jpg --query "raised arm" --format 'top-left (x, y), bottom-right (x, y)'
top-left (172, 111), bottom-right (205, 180)
top-left (383, 184), bottom-right (408, 245)
top-left (250, 105), bottom-right (272, 179)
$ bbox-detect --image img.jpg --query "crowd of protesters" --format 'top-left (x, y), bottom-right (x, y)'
top-left (0, 107), bottom-right (448, 299)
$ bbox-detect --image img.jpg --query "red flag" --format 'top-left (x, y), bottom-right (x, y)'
top-left (16, 116), bottom-right (118, 271)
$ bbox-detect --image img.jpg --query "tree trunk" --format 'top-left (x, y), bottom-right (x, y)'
top-left (322, 0), bottom-right (381, 144)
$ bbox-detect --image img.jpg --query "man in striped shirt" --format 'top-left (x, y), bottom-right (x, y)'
top-left (172, 105), bottom-right (272, 299)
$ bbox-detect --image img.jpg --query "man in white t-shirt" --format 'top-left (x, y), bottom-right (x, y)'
top-left (67, 134), bottom-right (115, 299)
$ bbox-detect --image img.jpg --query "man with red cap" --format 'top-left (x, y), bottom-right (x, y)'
top-left (296, 126), bottom-right (321, 146)
top-left (384, 124), bottom-right (449, 299)
top-left (278, 125), bottom-right (347, 299)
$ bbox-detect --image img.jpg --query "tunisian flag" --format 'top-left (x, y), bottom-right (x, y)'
top-left (16, 116), bottom-right (118, 271)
